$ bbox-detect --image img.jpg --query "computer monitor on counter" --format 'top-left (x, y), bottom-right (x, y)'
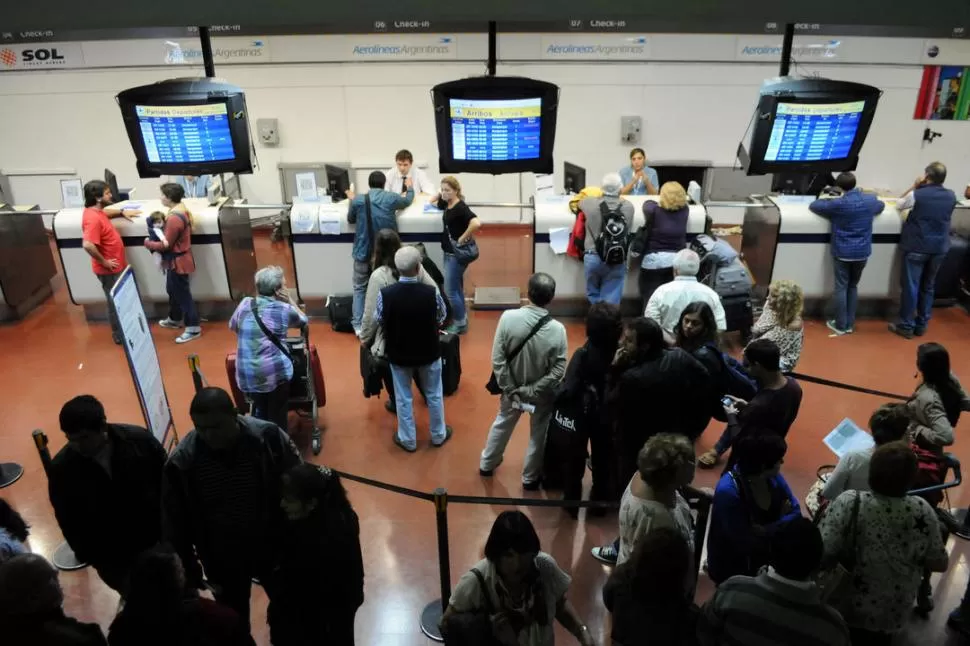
top-left (564, 162), bottom-right (586, 194)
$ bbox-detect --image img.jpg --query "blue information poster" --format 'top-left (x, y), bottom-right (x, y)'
top-left (449, 98), bottom-right (541, 161)
top-left (764, 101), bottom-right (864, 163)
top-left (136, 103), bottom-right (235, 164)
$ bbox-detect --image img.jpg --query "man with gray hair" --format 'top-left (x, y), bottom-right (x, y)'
top-left (229, 265), bottom-right (308, 431)
top-left (578, 173), bottom-right (635, 305)
top-left (480, 272), bottom-right (568, 489)
top-left (645, 248), bottom-right (726, 343)
top-left (374, 246), bottom-right (452, 452)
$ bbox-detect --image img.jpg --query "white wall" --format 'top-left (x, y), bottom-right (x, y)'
top-left (1, 57), bottom-right (968, 220)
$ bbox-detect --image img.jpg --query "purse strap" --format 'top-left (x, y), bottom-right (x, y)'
top-left (252, 297), bottom-right (292, 362)
top-left (364, 194), bottom-right (376, 261)
top-left (841, 491), bottom-right (863, 569)
top-left (471, 568), bottom-right (496, 615)
top-left (507, 315), bottom-right (553, 363)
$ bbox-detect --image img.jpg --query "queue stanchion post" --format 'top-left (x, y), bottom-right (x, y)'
top-left (420, 487), bottom-right (451, 642)
top-left (32, 430), bottom-right (87, 571)
top-left (188, 354), bottom-right (205, 393)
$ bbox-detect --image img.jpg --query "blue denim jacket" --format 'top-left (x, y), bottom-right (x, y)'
top-left (347, 188), bottom-right (414, 261)
top-left (809, 189), bottom-right (885, 261)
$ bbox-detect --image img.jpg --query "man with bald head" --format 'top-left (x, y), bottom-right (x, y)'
top-left (374, 245), bottom-right (452, 452)
top-left (162, 386), bottom-right (301, 624)
top-left (889, 161), bottom-right (958, 339)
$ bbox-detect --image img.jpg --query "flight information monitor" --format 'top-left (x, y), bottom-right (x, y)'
top-left (449, 98), bottom-right (541, 161)
top-left (135, 104), bottom-right (235, 164)
top-left (763, 101), bottom-right (864, 163)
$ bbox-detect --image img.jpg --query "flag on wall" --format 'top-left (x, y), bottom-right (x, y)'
top-left (914, 65), bottom-right (970, 120)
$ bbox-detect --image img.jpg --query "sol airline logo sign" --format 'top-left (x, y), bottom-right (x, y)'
top-left (0, 43), bottom-right (82, 70)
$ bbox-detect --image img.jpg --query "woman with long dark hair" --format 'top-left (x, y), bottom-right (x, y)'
top-left (108, 547), bottom-right (253, 646)
top-left (908, 342), bottom-right (969, 452)
top-left (145, 182), bottom-right (201, 343)
top-left (360, 229), bottom-right (439, 413)
top-left (267, 464), bottom-right (364, 646)
top-left (674, 301), bottom-right (720, 352)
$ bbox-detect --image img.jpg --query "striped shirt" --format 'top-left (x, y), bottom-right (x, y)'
top-left (698, 572), bottom-right (849, 646)
top-left (229, 296), bottom-right (308, 393)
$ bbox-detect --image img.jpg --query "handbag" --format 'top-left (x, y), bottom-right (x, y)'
top-left (359, 344), bottom-right (386, 398)
top-left (806, 464), bottom-right (835, 522)
top-left (486, 315), bottom-right (553, 395)
top-left (450, 235), bottom-right (480, 265)
top-left (815, 490), bottom-right (863, 607)
top-left (442, 569), bottom-right (502, 646)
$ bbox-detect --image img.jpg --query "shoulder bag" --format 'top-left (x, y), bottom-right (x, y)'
top-left (252, 297), bottom-right (292, 362)
top-left (815, 490), bottom-right (863, 607)
top-left (442, 569), bottom-right (502, 646)
top-left (364, 195), bottom-right (376, 264)
top-left (161, 211), bottom-right (190, 262)
top-left (447, 203), bottom-right (480, 265)
top-left (486, 314), bottom-right (553, 395)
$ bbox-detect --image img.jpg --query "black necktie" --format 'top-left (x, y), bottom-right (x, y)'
top-left (402, 176), bottom-right (408, 193)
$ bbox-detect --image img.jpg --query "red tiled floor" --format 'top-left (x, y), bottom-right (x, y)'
top-left (2, 231), bottom-right (970, 644)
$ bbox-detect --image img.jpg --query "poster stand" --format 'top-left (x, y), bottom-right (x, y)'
top-left (109, 267), bottom-right (178, 447)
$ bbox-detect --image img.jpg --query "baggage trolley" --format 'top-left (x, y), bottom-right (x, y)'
top-left (227, 326), bottom-right (326, 455)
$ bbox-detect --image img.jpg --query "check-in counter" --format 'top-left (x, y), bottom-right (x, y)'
top-left (744, 195), bottom-right (970, 316)
top-left (53, 198), bottom-right (256, 321)
top-left (289, 197), bottom-right (445, 312)
top-left (534, 194), bottom-right (709, 315)
top-left (0, 204), bottom-right (57, 321)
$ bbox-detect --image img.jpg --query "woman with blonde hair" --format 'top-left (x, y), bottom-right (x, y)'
top-left (637, 181), bottom-right (690, 311)
top-left (746, 279), bottom-right (804, 372)
top-left (431, 176), bottom-right (481, 335)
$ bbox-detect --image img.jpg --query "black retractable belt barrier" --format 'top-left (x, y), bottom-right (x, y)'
top-left (787, 371), bottom-right (909, 402)
top-left (31, 430), bottom-right (87, 571)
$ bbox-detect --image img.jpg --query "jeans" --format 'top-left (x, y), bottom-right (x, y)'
top-left (351, 260), bottom-right (371, 330)
top-left (443, 253), bottom-right (468, 324)
top-left (382, 364), bottom-right (426, 407)
top-left (832, 258), bottom-right (867, 331)
top-left (166, 271), bottom-right (200, 329)
top-left (250, 381), bottom-right (290, 432)
top-left (390, 359), bottom-right (446, 450)
top-left (480, 395), bottom-right (553, 485)
top-left (896, 251), bottom-right (945, 331)
top-left (638, 267), bottom-right (674, 313)
top-left (583, 252), bottom-right (626, 305)
top-left (96, 271), bottom-right (123, 342)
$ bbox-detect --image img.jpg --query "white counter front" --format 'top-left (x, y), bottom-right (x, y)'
top-left (534, 194), bottom-right (709, 301)
top-left (289, 197), bottom-right (445, 300)
top-left (53, 198), bottom-right (232, 306)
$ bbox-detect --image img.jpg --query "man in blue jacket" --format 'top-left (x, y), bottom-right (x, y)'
top-left (809, 172), bottom-right (885, 335)
top-left (346, 170), bottom-right (414, 334)
top-left (889, 162), bottom-right (957, 339)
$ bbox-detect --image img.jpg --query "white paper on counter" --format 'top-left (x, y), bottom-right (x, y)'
top-left (318, 204), bottom-right (343, 235)
top-left (823, 418), bottom-right (874, 459)
top-left (295, 172), bottom-right (319, 202)
top-left (548, 227), bottom-right (571, 255)
top-left (534, 173), bottom-right (555, 197)
top-left (290, 203), bottom-right (319, 234)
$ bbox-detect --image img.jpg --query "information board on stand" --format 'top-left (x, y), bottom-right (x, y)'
top-left (110, 268), bottom-right (175, 446)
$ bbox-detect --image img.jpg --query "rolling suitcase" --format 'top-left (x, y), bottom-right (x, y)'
top-left (225, 343), bottom-right (326, 416)
top-left (934, 233), bottom-right (970, 305)
top-left (439, 332), bottom-right (461, 396)
top-left (326, 294), bottom-right (355, 333)
top-left (721, 294), bottom-right (754, 338)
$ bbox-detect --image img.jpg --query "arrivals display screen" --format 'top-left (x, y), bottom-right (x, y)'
top-left (431, 76), bottom-right (559, 174)
top-left (136, 104), bottom-right (235, 164)
top-left (739, 78), bottom-right (881, 176)
top-left (449, 98), bottom-right (541, 162)
top-left (117, 78), bottom-right (254, 177)
top-left (763, 101), bottom-right (864, 162)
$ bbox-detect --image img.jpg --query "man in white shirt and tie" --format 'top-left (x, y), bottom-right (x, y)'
top-left (645, 248), bottom-right (726, 344)
top-left (384, 150), bottom-right (435, 195)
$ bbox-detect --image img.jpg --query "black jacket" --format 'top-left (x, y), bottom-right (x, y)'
top-left (47, 424), bottom-right (166, 568)
top-left (609, 348), bottom-right (713, 488)
top-left (162, 416), bottom-right (301, 586)
top-left (6, 610), bottom-right (108, 646)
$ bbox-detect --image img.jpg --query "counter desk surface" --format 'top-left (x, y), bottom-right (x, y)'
top-left (53, 198), bottom-right (232, 306)
top-left (534, 194), bottom-right (709, 301)
top-left (289, 196), bottom-right (449, 301)
top-left (768, 196), bottom-right (970, 300)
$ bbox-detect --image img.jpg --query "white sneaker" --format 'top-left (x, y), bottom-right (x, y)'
top-left (159, 318), bottom-right (183, 329)
top-left (175, 329), bottom-right (201, 344)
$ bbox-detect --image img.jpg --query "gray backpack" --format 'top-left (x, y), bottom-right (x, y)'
top-left (708, 259), bottom-right (753, 298)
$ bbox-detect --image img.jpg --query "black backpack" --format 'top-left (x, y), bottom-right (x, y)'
top-left (595, 201), bottom-right (629, 265)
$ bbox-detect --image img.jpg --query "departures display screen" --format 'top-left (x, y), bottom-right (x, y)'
top-left (764, 100), bottom-right (865, 162)
top-left (136, 103), bottom-right (236, 164)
